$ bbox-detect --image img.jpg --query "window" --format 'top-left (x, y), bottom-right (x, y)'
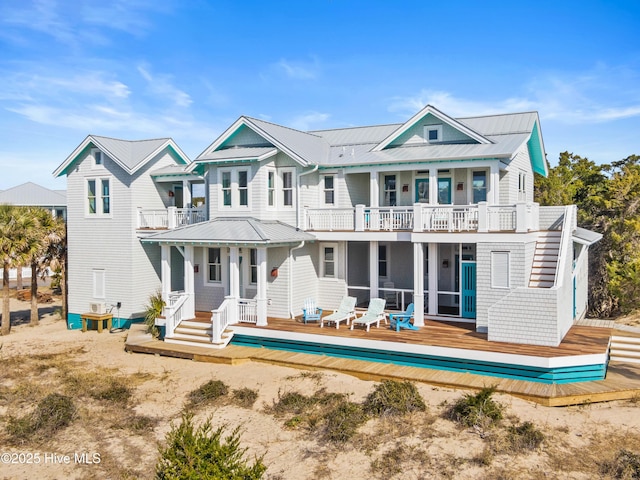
top-left (323, 175), bottom-right (335, 205)
top-left (92, 148), bottom-right (104, 168)
top-left (491, 251), bottom-right (510, 289)
top-left (101, 179), bottom-right (110, 214)
top-left (321, 243), bottom-right (337, 278)
top-left (238, 170), bottom-right (248, 206)
top-left (249, 249), bottom-right (257, 284)
top-left (87, 180), bottom-right (96, 214)
top-left (384, 175), bottom-right (396, 206)
top-left (378, 244), bottom-right (388, 277)
top-left (221, 172), bottom-right (231, 206)
top-left (267, 171), bottom-right (275, 206)
top-left (424, 125), bottom-right (443, 143)
top-left (472, 171), bottom-right (487, 203)
top-left (93, 269), bottom-right (105, 298)
top-left (282, 171), bottom-right (293, 206)
top-left (518, 172), bottom-right (527, 201)
top-left (87, 178), bottom-right (111, 216)
top-left (208, 248), bottom-right (221, 283)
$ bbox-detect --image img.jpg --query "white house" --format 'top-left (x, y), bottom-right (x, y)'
top-left (55, 105), bottom-right (600, 348)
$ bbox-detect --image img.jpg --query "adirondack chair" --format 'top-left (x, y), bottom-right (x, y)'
top-left (320, 296), bottom-right (357, 329)
top-left (388, 303), bottom-right (418, 332)
top-left (350, 298), bottom-right (387, 332)
top-left (302, 298), bottom-right (322, 324)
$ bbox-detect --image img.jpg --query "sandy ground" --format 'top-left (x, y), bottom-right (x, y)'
top-left (2, 295), bottom-right (640, 479)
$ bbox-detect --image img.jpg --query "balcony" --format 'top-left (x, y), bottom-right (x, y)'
top-left (137, 207), bottom-right (207, 230)
top-left (304, 202), bottom-right (540, 233)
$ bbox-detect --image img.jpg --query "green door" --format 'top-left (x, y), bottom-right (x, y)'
top-left (461, 261), bottom-right (476, 319)
top-left (438, 178), bottom-right (451, 204)
top-left (415, 179), bottom-right (429, 203)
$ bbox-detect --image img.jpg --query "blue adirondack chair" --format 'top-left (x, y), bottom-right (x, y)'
top-left (302, 298), bottom-right (322, 323)
top-left (388, 303), bottom-right (418, 332)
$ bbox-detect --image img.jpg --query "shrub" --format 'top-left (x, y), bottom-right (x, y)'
top-left (364, 380), bottom-right (426, 417)
top-left (144, 290), bottom-right (164, 338)
top-left (232, 388), bottom-right (259, 408)
top-left (6, 393), bottom-right (76, 442)
top-left (507, 421), bottom-right (545, 451)
top-left (188, 380), bottom-right (229, 407)
top-left (156, 412), bottom-right (266, 480)
top-left (600, 449), bottom-right (640, 479)
top-left (445, 386), bottom-right (503, 430)
top-left (322, 401), bottom-right (368, 443)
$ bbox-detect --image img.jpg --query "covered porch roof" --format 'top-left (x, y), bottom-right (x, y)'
top-left (141, 217), bottom-right (316, 247)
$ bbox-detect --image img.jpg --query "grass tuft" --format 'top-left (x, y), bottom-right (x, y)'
top-left (6, 393), bottom-right (76, 442)
top-left (187, 379), bottom-right (229, 407)
top-left (444, 386), bottom-right (503, 432)
top-left (600, 449), bottom-right (640, 479)
top-left (506, 421), bottom-right (545, 451)
top-left (232, 388), bottom-right (259, 408)
top-left (363, 380), bottom-right (426, 417)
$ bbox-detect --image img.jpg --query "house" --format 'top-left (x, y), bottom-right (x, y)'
top-left (54, 105), bottom-right (600, 350)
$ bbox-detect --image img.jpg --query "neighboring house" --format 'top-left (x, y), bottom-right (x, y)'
top-left (55, 105), bottom-right (600, 348)
top-left (0, 181), bottom-right (67, 281)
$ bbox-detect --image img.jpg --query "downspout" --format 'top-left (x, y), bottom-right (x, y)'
top-left (297, 165), bottom-right (319, 229)
top-left (289, 241), bottom-right (305, 318)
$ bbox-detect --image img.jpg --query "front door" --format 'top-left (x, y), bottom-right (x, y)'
top-left (438, 178), bottom-right (452, 204)
top-left (415, 179), bottom-right (429, 203)
top-left (461, 261), bottom-right (476, 319)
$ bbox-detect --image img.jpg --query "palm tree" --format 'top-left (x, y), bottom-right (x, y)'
top-left (0, 205), bottom-right (35, 335)
top-left (43, 216), bottom-right (67, 323)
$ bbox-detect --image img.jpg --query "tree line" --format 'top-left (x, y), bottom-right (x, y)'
top-left (536, 152), bottom-right (640, 317)
top-left (0, 205), bottom-right (67, 335)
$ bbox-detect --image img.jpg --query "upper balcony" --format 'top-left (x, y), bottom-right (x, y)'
top-left (137, 207), bottom-right (207, 230)
top-left (304, 202), bottom-right (541, 233)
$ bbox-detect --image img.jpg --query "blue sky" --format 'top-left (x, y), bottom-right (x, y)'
top-left (0, 0), bottom-right (639, 191)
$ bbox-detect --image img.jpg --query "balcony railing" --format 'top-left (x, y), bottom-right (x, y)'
top-left (304, 202), bottom-right (540, 233)
top-left (137, 207), bottom-right (206, 230)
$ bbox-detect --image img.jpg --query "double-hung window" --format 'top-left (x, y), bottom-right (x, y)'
top-left (87, 178), bottom-right (111, 216)
top-left (221, 171), bottom-right (232, 207)
top-left (101, 179), bottom-right (110, 214)
top-left (88, 180), bottom-right (97, 214)
top-left (321, 243), bottom-right (337, 278)
top-left (384, 175), bottom-right (396, 206)
top-left (238, 170), bottom-right (248, 206)
top-left (249, 249), bottom-right (257, 284)
top-left (518, 172), bottom-right (527, 201)
top-left (323, 175), bottom-right (335, 205)
top-left (472, 171), bottom-right (487, 203)
top-left (378, 244), bottom-right (388, 278)
top-left (267, 171), bottom-right (275, 207)
top-left (220, 169), bottom-right (250, 208)
top-left (208, 248), bottom-right (222, 283)
top-left (282, 171), bottom-right (293, 206)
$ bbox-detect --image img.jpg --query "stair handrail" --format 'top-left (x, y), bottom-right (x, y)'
top-left (553, 206), bottom-right (575, 288)
top-left (211, 297), bottom-right (233, 344)
top-left (163, 292), bottom-right (189, 338)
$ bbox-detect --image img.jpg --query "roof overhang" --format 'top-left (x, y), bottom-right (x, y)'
top-left (573, 227), bottom-right (602, 246)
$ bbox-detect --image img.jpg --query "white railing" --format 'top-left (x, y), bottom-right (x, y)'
top-left (137, 207), bottom-right (206, 229)
top-left (211, 297), bottom-right (232, 344)
top-left (486, 205), bottom-right (517, 231)
top-left (420, 206), bottom-right (478, 232)
top-left (305, 208), bottom-right (355, 231)
top-left (163, 291), bottom-right (189, 338)
top-left (365, 207), bottom-right (414, 231)
top-left (238, 298), bottom-right (258, 324)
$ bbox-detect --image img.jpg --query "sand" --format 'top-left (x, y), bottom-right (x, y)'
top-left (2, 295), bottom-right (640, 479)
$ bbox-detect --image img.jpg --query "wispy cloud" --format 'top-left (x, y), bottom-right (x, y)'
top-left (275, 57), bottom-right (321, 80)
top-left (289, 111), bottom-right (330, 130)
top-left (137, 65), bottom-right (192, 108)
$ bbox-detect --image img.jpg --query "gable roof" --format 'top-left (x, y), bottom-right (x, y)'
top-left (0, 182), bottom-right (66, 207)
top-left (53, 135), bottom-right (191, 177)
top-left (141, 217), bottom-right (315, 247)
top-left (371, 104), bottom-right (492, 152)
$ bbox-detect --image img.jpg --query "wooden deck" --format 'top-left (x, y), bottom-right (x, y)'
top-left (125, 315), bottom-right (640, 407)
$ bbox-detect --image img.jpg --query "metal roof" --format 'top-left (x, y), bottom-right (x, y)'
top-left (0, 182), bottom-right (66, 207)
top-left (573, 227), bottom-right (603, 246)
top-left (310, 124), bottom-right (400, 145)
top-left (196, 146), bottom-right (278, 162)
top-left (458, 112), bottom-right (539, 136)
top-left (142, 217), bottom-right (316, 246)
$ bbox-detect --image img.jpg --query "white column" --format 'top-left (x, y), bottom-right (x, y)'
top-left (161, 244), bottom-right (171, 303)
top-left (428, 243), bottom-right (438, 315)
top-left (184, 245), bottom-right (195, 318)
top-left (370, 171), bottom-right (379, 207)
top-left (489, 163), bottom-right (500, 204)
top-left (183, 180), bottom-right (192, 207)
top-left (229, 247), bottom-right (240, 298)
top-left (256, 247), bottom-right (268, 326)
top-left (369, 241), bottom-right (379, 299)
top-left (429, 167), bottom-right (438, 204)
top-left (413, 242), bottom-right (425, 327)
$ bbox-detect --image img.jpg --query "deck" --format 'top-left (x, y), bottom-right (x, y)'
top-left (125, 314), bottom-right (640, 406)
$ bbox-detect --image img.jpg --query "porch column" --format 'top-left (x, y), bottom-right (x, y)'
top-left (369, 171), bottom-right (379, 207)
top-left (428, 243), bottom-right (438, 315)
top-left (256, 247), bottom-right (268, 326)
top-left (489, 163), bottom-right (499, 204)
top-left (369, 241), bottom-right (379, 299)
top-left (161, 244), bottom-right (171, 303)
top-left (429, 167), bottom-right (438, 204)
top-left (183, 180), bottom-right (192, 207)
top-left (229, 247), bottom-right (240, 298)
top-left (183, 245), bottom-right (195, 319)
top-left (413, 243), bottom-right (425, 327)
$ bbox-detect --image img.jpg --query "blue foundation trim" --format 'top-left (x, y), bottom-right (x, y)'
top-left (67, 313), bottom-right (144, 330)
top-left (230, 334), bottom-right (607, 384)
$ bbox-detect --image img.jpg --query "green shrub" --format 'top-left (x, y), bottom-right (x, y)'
top-left (6, 393), bottom-right (76, 442)
top-left (188, 380), bottom-right (229, 407)
top-left (232, 388), bottom-right (258, 408)
top-left (364, 380), bottom-right (426, 417)
top-left (322, 401), bottom-right (368, 443)
top-left (445, 386), bottom-right (503, 430)
top-left (507, 421), bottom-right (545, 451)
top-left (144, 290), bottom-right (164, 338)
top-left (268, 390), bottom-right (319, 416)
top-left (600, 449), bottom-right (640, 479)
top-left (156, 412), bottom-right (265, 480)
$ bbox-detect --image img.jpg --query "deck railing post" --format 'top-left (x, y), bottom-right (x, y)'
top-left (355, 205), bottom-right (365, 231)
top-left (515, 202), bottom-right (527, 233)
top-left (167, 206), bottom-right (177, 229)
top-left (478, 202), bottom-right (488, 232)
top-left (413, 203), bottom-right (423, 232)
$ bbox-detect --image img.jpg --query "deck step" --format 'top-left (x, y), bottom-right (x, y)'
top-left (609, 335), bottom-right (640, 364)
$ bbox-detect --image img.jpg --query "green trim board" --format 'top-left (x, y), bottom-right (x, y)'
top-left (231, 334), bottom-right (607, 384)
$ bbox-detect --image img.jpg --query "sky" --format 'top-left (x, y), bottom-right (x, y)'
top-left (0, 0), bottom-right (639, 191)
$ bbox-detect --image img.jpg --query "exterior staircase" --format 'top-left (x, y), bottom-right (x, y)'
top-left (529, 230), bottom-right (562, 288)
top-left (609, 334), bottom-right (640, 364)
top-left (164, 318), bottom-right (234, 349)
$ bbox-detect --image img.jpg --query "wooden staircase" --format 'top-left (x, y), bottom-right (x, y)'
top-left (165, 318), bottom-right (234, 349)
top-left (609, 334), bottom-right (640, 364)
top-left (529, 231), bottom-right (562, 288)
